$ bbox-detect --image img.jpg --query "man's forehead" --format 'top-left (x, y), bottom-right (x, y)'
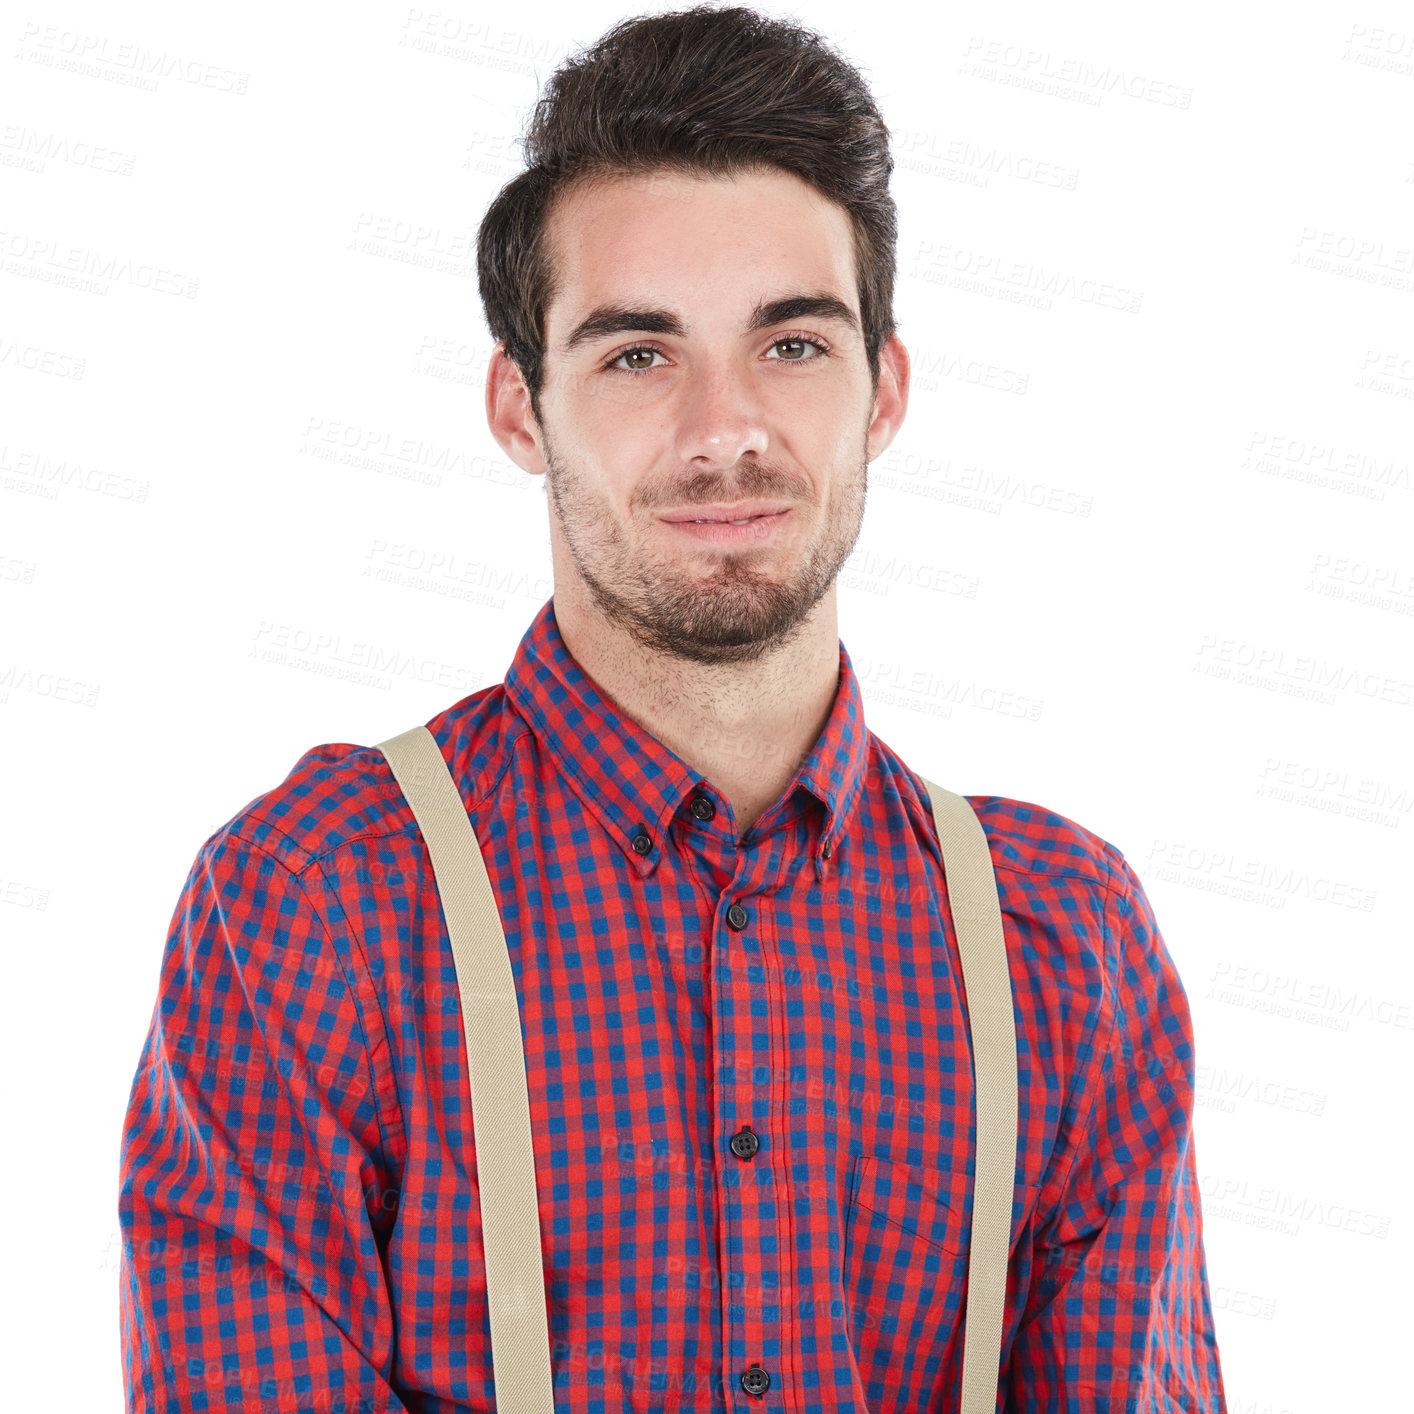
top-left (553, 161), bottom-right (839, 221)
top-left (541, 170), bottom-right (860, 352)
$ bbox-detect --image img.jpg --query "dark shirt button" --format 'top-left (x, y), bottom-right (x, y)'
top-left (689, 794), bottom-right (715, 821)
top-left (822, 840), bottom-right (833, 858)
top-left (726, 901), bottom-right (749, 930)
top-left (629, 827), bottom-right (652, 855)
top-left (729, 1124), bottom-right (759, 1160)
top-left (740, 1363), bottom-right (771, 1398)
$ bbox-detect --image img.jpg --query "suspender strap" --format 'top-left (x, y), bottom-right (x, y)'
top-left (916, 774), bottom-right (1019, 1414)
top-left (377, 725), bottom-right (557, 1414)
top-left (376, 726), bottom-right (1017, 1414)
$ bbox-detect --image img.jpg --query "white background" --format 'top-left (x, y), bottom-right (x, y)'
top-left (4, 1), bottom-right (1411, 1407)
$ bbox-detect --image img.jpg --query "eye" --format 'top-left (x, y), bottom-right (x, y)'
top-left (601, 333), bottom-right (834, 375)
top-left (765, 334), bottom-right (831, 363)
top-left (606, 345), bottom-right (667, 374)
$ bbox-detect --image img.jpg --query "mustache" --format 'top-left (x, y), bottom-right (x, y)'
top-left (640, 468), bottom-right (808, 509)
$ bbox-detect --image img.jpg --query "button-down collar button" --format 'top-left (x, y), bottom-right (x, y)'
top-left (726, 901), bottom-right (749, 931)
top-left (629, 827), bottom-right (652, 855)
top-left (729, 1124), bottom-right (759, 1160)
top-left (740, 1362), bottom-right (771, 1398)
top-left (689, 794), bottom-right (715, 821)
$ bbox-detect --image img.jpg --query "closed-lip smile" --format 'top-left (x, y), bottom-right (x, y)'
top-left (659, 501), bottom-right (790, 524)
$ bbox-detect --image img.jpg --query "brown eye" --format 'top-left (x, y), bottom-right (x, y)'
top-left (766, 335), bottom-right (829, 363)
top-left (604, 345), bottom-right (667, 373)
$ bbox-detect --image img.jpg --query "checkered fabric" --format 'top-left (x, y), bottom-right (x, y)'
top-left (119, 595), bottom-right (1227, 1412)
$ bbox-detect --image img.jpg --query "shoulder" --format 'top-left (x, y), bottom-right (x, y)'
top-left (198, 682), bottom-right (518, 875)
top-left (962, 793), bottom-right (1124, 896)
top-left (874, 744), bottom-right (1124, 895)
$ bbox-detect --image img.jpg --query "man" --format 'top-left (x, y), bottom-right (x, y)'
top-left (120, 6), bottom-right (1227, 1411)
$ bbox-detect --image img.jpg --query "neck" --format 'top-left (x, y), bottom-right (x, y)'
top-left (550, 580), bottom-right (840, 841)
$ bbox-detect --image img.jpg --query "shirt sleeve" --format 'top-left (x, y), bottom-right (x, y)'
top-left (1007, 853), bottom-right (1229, 1412)
top-left (118, 829), bottom-right (407, 1412)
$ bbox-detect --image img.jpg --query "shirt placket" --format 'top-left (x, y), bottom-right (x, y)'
top-left (690, 818), bottom-right (787, 1410)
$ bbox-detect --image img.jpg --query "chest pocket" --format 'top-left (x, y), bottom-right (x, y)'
top-left (843, 1155), bottom-right (969, 1408)
top-left (851, 1155), bottom-right (967, 1256)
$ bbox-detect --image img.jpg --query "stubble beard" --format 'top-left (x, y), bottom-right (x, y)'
top-left (541, 426), bottom-right (868, 667)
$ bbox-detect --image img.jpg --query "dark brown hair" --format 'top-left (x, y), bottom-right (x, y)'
top-left (476, 3), bottom-right (897, 425)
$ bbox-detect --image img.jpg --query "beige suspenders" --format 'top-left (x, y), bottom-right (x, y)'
top-left (376, 723), bottom-right (1018, 1412)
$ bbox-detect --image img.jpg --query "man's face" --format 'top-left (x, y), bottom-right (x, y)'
top-left (492, 165), bottom-right (907, 665)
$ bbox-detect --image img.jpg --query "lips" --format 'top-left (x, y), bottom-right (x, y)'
top-left (660, 508), bottom-right (791, 545)
top-left (659, 502), bottom-right (791, 524)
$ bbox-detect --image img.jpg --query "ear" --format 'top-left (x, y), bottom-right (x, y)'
top-left (486, 342), bottom-right (548, 477)
top-left (864, 332), bottom-right (910, 464)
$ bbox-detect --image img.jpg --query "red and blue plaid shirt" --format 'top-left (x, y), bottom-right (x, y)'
top-left (119, 595), bottom-right (1227, 1412)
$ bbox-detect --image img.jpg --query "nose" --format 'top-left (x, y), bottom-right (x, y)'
top-left (670, 356), bottom-right (770, 471)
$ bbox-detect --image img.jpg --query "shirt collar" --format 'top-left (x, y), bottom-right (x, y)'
top-left (503, 596), bottom-right (869, 878)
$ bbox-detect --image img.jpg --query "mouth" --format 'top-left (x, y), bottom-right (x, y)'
top-left (659, 508), bottom-right (792, 545)
top-left (659, 501), bottom-right (791, 524)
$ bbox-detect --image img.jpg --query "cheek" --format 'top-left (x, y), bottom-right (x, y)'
top-left (568, 389), bottom-right (664, 465)
top-left (570, 371), bottom-right (662, 423)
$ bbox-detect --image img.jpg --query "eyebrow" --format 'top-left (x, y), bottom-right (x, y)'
top-left (560, 292), bottom-right (862, 355)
